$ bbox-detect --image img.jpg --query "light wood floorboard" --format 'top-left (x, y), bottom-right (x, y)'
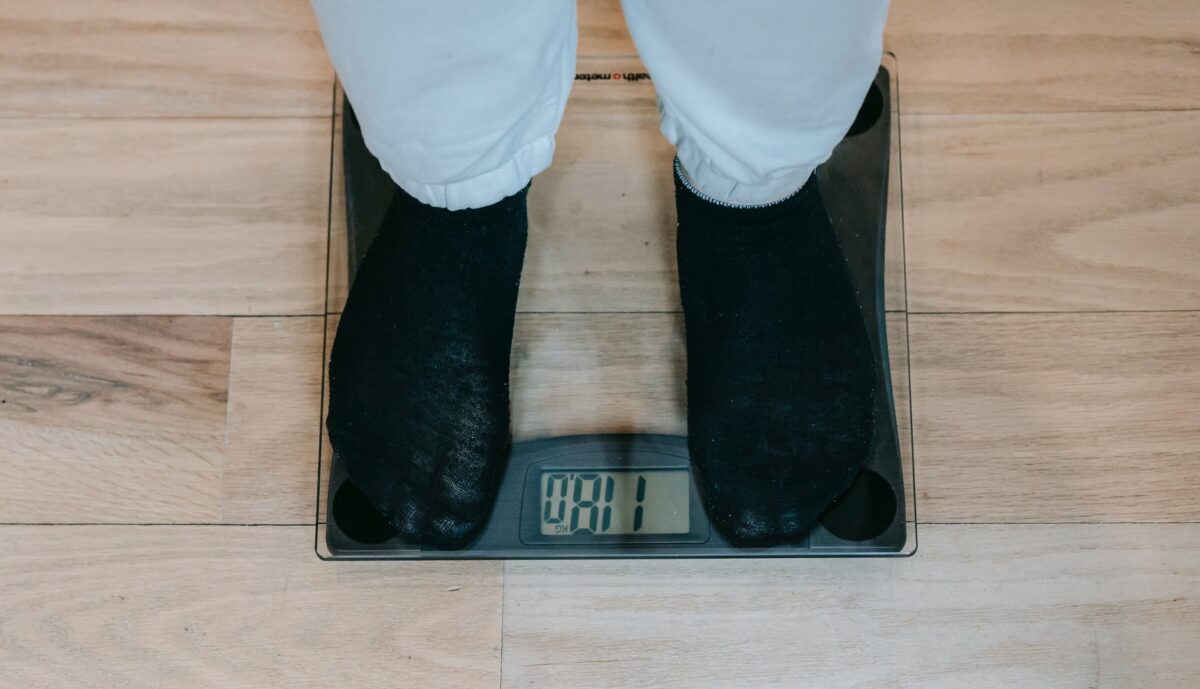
top-left (909, 312), bottom-right (1200, 523)
top-left (0, 316), bottom-right (231, 523)
top-left (221, 317), bottom-right (325, 524)
top-left (578, 0), bottom-right (636, 57)
top-left (0, 0), bottom-right (331, 117)
top-left (0, 316), bottom-right (324, 524)
top-left (903, 111), bottom-right (1200, 312)
top-left (0, 118), bottom-right (331, 316)
top-left (0, 525), bottom-right (501, 689)
top-left (885, 0), bottom-right (1200, 113)
top-left (502, 523), bottom-right (1200, 689)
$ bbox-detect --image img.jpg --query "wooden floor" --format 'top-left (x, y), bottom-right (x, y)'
top-left (1, 1), bottom-right (1197, 687)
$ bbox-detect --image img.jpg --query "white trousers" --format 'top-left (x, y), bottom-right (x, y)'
top-left (309, 1), bottom-right (891, 211)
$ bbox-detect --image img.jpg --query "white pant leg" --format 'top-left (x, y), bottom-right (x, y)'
top-left (309, 1), bottom-right (578, 210)
top-left (620, 0), bottom-right (890, 206)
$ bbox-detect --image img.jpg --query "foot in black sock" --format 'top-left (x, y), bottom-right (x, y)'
top-left (674, 159), bottom-right (877, 545)
top-left (327, 182), bottom-right (529, 547)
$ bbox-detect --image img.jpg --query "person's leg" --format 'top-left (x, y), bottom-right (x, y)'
top-left (620, 0), bottom-right (889, 207)
top-left (621, 0), bottom-right (891, 544)
top-left (310, 1), bottom-right (578, 210)
top-left (310, 1), bottom-right (578, 545)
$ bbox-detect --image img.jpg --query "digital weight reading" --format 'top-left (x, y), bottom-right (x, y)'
top-left (540, 469), bottom-right (690, 536)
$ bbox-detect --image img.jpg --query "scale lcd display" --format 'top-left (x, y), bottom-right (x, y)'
top-left (539, 469), bottom-right (690, 536)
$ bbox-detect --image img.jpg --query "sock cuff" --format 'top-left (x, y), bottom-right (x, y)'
top-left (396, 179), bottom-right (532, 227)
top-left (673, 157), bottom-right (817, 226)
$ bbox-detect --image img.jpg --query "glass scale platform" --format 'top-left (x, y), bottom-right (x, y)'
top-left (316, 54), bottom-right (916, 559)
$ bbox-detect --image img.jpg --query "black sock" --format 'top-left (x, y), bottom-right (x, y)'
top-left (327, 181), bottom-right (529, 547)
top-left (674, 159), bottom-right (877, 545)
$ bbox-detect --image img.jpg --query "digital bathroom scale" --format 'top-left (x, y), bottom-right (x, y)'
top-left (321, 64), bottom-right (911, 559)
